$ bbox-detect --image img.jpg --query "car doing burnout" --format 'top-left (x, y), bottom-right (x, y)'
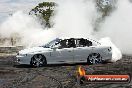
top-left (16, 38), bottom-right (112, 67)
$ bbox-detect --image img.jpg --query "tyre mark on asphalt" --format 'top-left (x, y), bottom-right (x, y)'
top-left (1, 55), bottom-right (132, 88)
top-left (40, 74), bottom-right (63, 88)
top-left (23, 69), bottom-right (63, 88)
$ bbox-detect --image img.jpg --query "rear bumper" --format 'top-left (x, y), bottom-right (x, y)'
top-left (102, 52), bottom-right (112, 61)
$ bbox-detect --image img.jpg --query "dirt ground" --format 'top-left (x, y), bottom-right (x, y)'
top-left (0, 55), bottom-right (132, 88)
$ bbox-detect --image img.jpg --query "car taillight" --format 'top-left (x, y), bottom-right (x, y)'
top-left (108, 47), bottom-right (112, 52)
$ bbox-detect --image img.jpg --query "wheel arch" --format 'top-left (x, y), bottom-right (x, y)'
top-left (30, 54), bottom-right (47, 65)
top-left (87, 53), bottom-right (102, 64)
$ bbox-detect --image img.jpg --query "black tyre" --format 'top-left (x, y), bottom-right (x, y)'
top-left (87, 53), bottom-right (102, 65)
top-left (30, 54), bottom-right (47, 67)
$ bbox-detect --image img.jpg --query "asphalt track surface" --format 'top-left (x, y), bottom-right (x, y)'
top-left (0, 55), bottom-right (132, 88)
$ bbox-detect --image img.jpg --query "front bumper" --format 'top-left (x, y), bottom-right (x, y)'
top-left (16, 55), bottom-right (32, 65)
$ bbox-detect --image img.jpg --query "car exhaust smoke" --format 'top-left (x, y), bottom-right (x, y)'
top-left (99, 37), bottom-right (122, 62)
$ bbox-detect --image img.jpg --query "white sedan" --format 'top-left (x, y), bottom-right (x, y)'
top-left (16, 38), bottom-right (112, 67)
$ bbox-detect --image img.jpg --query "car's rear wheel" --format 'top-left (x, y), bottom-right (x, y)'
top-left (87, 53), bottom-right (102, 65)
top-left (30, 54), bottom-right (47, 67)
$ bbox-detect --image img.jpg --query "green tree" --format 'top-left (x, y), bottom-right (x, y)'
top-left (96, 0), bottom-right (116, 17)
top-left (29, 2), bottom-right (56, 28)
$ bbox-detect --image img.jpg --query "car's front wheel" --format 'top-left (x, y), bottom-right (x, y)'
top-left (87, 53), bottom-right (102, 65)
top-left (30, 54), bottom-right (47, 67)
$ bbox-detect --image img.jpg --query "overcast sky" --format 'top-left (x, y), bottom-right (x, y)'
top-left (0, 0), bottom-right (51, 23)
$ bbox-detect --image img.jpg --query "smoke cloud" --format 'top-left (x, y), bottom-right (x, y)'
top-left (0, 0), bottom-right (98, 46)
top-left (0, 0), bottom-right (124, 61)
top-left (0, 11), bottom-right (56, 47)
top-left (52, 0), bottom-right (98, 38)
top-left (98, 0), bottom-right (132, 55)
top-left (99, 37), bottom-right (122, 62)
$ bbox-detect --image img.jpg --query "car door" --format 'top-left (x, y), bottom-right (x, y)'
top-left (50, 39), bottom-right (74, 64)
top-left (73, 39), bottom-right (93, 63)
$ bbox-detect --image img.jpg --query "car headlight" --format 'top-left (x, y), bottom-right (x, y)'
top-left (17, 53), bottom-right (19, 55)
top-left (24, 54), bottom-right (28, 56)
top-left (22, 54), bottom-right (27, 56)
top-left (17, 53), bottom-right (28, 56)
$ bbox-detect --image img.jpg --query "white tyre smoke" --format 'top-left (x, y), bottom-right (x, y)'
top-left (99, 37), bottom-right (122, 62)
top-left (0, 11), bottom-right (56, 47)
top-left (0, 0), bottom-right (123, 61)
top-left (99, 0), bottom-right (132, 55)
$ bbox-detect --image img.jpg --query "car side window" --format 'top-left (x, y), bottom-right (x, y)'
top-left (55, 39), bottom-right (68, 49)
top-left (59, 39), bottom-right (68, 48)
top-left (86, 39), bottom-right (92, 47)
top-left (76, 39), bottom-right (93, 47)
top-left (56, 39), bottom-right (76, 49)
top-left (67, 38), bottom-right (76, 48)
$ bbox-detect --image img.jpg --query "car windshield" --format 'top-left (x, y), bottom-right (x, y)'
top-left (42, 38), bottom-right (60, 48)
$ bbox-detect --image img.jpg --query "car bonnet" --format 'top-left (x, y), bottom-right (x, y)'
top-left (19, 46), bottom-right (50, 54)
